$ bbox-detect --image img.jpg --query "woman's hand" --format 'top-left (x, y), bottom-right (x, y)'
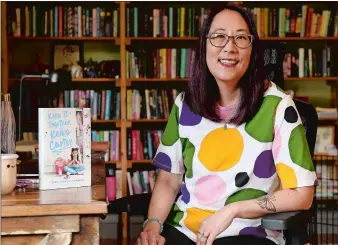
top-left (135, 230), bottom-right (165, 245)
top-left (135, 222), bottom-right (165, 245)
top-left (197, 204), bottom-right (237, 245)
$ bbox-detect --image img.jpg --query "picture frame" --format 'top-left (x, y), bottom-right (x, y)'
top-left (314, 126), bottom-right (335, 155)
top-left (51, 41), bottom-right (84, 71)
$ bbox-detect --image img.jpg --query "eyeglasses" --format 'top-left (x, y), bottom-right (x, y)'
top-left (206, 33), bottom-right (254, 49)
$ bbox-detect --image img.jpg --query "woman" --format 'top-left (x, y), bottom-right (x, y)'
top-left (137, 4), bottom-right (317, 245)
top-left (64, 148), bottom-right (85, 176)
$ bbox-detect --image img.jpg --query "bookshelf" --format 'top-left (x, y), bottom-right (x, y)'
top-left (1, 1), bottom-right (338, 241)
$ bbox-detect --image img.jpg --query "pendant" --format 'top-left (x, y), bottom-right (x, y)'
top-left (224, 124), bottom-right (227, 130)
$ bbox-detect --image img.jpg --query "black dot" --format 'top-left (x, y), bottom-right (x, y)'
top-left (284, 106), bottom-right (298, 123)
top-left (235, 172), bottom-right (249, 187)
top-left (7, 164), bottom-right (10, 168)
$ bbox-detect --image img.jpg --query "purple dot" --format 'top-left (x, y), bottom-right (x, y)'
top-left (180, 183), bottom-right (190, 204)
top-left (254, 150), bottom-right (276, 178)
top-left (179, 103), bottom-right (202, 126)
top-left (152, 152), bottom-right (171, 172)
top-left (239, 225), bottom-right (267, 238)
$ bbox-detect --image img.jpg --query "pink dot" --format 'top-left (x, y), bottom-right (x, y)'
top-left (194, 175), bottom-right (226, 206)
top-left (272, 127), bottom-right (282, 160)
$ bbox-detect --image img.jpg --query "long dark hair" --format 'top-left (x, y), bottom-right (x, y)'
top-left (70, 148), bottom-right (80, 161)
top-left (184, 3), bottom-right (266, 125)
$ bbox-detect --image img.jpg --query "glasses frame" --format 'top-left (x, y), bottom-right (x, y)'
top-left (206, 33), bottom-right (254, 49)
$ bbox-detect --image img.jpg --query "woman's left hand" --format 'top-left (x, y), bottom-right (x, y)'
top-left (196, 204), bottom-right (237, 245)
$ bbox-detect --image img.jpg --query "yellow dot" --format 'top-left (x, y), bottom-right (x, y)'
top-left (276, 163), bottom-right (297, 189)
top-left (184, 208), bottom-right (216, 234)
top-left (198, 128), bottom-right (244, 171)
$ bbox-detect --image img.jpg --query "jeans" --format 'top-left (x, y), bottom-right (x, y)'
top-left (161, 224), bottom-right (277, 245)
top-left (64, 165), bottom-right (85, 175)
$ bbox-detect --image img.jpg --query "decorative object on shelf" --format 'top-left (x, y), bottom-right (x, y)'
top-left (1, 153), bottom-right (20, 195)
top-left (83, 58), bottom-right (98, 78)
top-left (71, 61), bottom-right (84, 78)
top-left (1, 93), bottom-right (16, 154)
top-left (315, 126), bottom-right (336, 155)
top-left (53, 43), bottom-right (83, 71)
top-left (18, 70), bottom-right (69, 141)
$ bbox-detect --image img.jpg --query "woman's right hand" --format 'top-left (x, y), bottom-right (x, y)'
top-left (135, 223), bottom-right (165, 245)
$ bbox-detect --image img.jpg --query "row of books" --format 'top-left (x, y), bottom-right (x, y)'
top-left (126, 48), bottom-right (196, 79)
top-left (127, 89), bottom-right (179, 120)
top-left (244, 6), bottom-right (337, 38)
top-left (127, 170), bottom-right (157, 195)
top-left (126, 7), bottom-right (209, 37)
top-left (8, 4), bottom-right (120, 37)
top-left (61, 90), bottom-right (121, 120)
top-left (283, 47), bottom-right (333, 78)
top-left (92, 130), bottom-right (119, 161)
top-left (127, 130), bottom-right (163, 160)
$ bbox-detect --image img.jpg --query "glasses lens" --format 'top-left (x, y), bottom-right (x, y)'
top-left (235, 34), bottom-right (253, 48)
top-left (209, 33), bottom-right (228, 47)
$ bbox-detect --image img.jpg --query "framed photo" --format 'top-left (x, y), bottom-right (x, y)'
top-left (314, 126), bottom-right (335, 155)
top-left (51, 42), bottom-right (84, 71)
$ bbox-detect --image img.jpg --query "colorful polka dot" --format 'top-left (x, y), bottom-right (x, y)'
top-left (162, 104), bottom-right (180, 146)
top-left (152, 152), bottom-right (171, 172)
top-left (225, 189), bottom-right (266, 205)
top-left (180, 183), bottom-right (190, 204)
top-left (289, 124), bottom-right (314, 171)
top-left (284, 106), bottom-right (298, 123)
top-left (275, 163), bottom-right (297, 189)
top-left (272, 127), bottom-right (282, 160)
top-left (245, 95), bottom-right (281, 143)
top-left (235, 172), bottom-right (249, 187)
top-left (254, 150), bottom-right (276, 178)
top-left (198, 128), bottom-right (243, 171)
top-left (180, 138), bottom-right (195, 178)
top-left (166, 204), bottom-right (184, 227)
top-left (239, 225), bottom-right (267, 238)
top-left (194, 175), bottom-right (226, 206)
top-left (179, 103), bottom-right (202, 126)
top-left (184, 208), bottom-right (216, 234)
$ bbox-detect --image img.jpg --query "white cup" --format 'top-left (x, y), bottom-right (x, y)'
top-left (1, 154), bottom-right (19, 195)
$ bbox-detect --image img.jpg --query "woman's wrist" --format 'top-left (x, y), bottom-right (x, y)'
top-left (223, 202), bottom-right (240, 219)
top-left (143, 218), bottom-right (163, 234)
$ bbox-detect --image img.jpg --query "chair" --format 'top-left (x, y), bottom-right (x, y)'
top-left (107, 99), bottom-right (319, 245)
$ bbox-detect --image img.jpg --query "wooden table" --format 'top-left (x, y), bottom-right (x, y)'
top-left (1, 185), bottom-right (108, 245)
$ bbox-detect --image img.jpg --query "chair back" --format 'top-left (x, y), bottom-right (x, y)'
top-left (293, 99), bottom-right (318, 158)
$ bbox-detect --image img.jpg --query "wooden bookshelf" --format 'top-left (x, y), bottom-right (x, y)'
top-left (9, 78), bottom-right (118, 83)
top-left (2, 1), bottom-right (338, 241)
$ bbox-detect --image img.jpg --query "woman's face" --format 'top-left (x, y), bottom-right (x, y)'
top-left (206, 9), bottom-right (252, 85)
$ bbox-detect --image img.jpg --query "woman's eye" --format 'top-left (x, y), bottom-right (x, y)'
top-left (211, 34), bottom-right (225, 39)
top-left (236, 35), bottom-right (248, 40)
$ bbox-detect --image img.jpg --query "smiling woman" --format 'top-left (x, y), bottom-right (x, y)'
top-left (135, 3), bottom-right (318, 245)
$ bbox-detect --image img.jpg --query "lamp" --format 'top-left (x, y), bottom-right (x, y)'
top-left (18, 71), bottom-right (64, 141)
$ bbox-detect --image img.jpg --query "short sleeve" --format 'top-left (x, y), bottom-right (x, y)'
top-left (152, 93), bottom-right (185, 174)
top-left (272, 95), bottom-right (318, 190)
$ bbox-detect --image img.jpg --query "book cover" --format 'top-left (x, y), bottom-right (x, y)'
top-left (38, 108), bottom-right (91, 190)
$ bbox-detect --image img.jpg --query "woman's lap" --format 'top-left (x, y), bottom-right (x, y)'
top-left (161, 224), bottom-right (276, 245)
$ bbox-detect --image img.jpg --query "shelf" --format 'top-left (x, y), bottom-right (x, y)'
top-left (8, 36), bottom-right (119, 41)
top-left (92, 120), bottom-right (119, 124)
top-left (126, 36), bottom-right (338, 42)
top-left (9, 78), bottom-right (117, 83)
top-left (129, 119), bottom-right (167, 123)
top-left (127, 78), bottom-right (188, 84)
top-left (284, 77), bottom-right (338, 81)
top-left (106, 161), bottom-right (119, 164)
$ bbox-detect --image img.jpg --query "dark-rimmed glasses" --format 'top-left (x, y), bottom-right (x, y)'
top-left (206, 33), bottom-right (254, 49)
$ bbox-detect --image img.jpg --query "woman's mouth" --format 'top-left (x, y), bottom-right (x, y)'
top-left (219, 59), bottom-right (239, 67)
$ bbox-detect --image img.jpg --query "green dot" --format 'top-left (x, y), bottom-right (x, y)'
top-left (225, 188), bottom-right (266, 205)
top-left (162, 104), bottom-right (179, 146)
top-left (180, 137), bottom-right (195, 178)
top-left (245, 95), bottom-right (281, 142)
top-left (289, 124), bottom-right (315, 171)
top-left (166, 203), bottom-right (184, 227)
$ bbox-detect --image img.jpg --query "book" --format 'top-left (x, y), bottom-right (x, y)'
top-left (38, 108), bottom-right (91, 190)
